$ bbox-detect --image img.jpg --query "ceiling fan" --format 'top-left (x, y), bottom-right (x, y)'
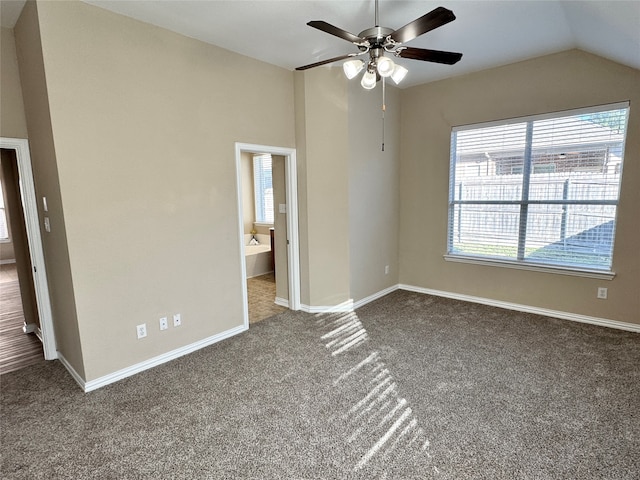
top-left (296, 0), bottom-right (462, 89)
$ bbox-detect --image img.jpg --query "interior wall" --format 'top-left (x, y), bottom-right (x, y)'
top-left (0, 153), bottom-right (15, 260)
top-left (0, 27), bottom-right (28, 139)
top-left (294, 68), bottom-right (350, 307)
top-left (272, 155), bottom-right (288, 300)
top-left (24, 0), bottom-right (295, 381)
top-left (241, 151), bottom-right (254, 235)
top-left (399, 49), bottom-right (640, 326)
top-left (15, 1), bottom-right (85, 376)
top-left (348, 80), bottom-right (400, 303)
top-left (293, 72), bottom-right (310, 306)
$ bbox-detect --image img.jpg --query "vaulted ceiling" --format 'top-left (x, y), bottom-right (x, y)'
top-left (3, 1), bottom-right (639, 88)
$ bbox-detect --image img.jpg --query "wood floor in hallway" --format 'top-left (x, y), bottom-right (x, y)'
top-left (0, 264), bottom-right (43, 375)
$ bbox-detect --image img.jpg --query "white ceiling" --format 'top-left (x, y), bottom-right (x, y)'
top-left (3, 1), bottom-right (639, 88)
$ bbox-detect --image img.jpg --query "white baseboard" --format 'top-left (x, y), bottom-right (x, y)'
top-left (60, 324), bottom-right (248, 392)
top-left (352, 285), bottom-right (399, 310)
top-left (22, 322), bottom-right (37, 334)
top-left (0, 259), bottom-right (16, 265)
top-left (298, 286), bottom-right (399, 314)
top-left (56, 286), bottom-right (637, 392)
top-left (57, 352), bottom-right (86, 390)
top-left (274, 296), bottom-right (289, 308)
top-left (300, 298), bottom-right (354, 314)
top-left (399, 284), bottom-right (640, 333)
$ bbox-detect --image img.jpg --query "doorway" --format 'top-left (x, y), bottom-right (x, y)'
top-left (234, 143), bottom-right (300, 326)
top-left (0, 138), bottom-right (56, 363)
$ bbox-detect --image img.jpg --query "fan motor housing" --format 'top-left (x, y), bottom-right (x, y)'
top-left (358, 26), bottom-right (394, 47)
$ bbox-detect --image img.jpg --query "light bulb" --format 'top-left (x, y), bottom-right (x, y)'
top-left (377, 56), bottom-right (395, 77)
top-left (361, 69), bottom-right (377, 90)
top-left (343, 59), bottom-right (364, 79)
top-left (391, 65), bottom-right (408, 85)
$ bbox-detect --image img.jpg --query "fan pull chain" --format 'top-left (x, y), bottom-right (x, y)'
top-left (381, 76), bottom-right (386, 151)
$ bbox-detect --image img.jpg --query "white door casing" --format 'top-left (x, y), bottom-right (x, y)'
top-left (1, 137), bottom-right (57, 359)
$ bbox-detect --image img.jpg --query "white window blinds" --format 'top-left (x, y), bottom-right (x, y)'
top-left (253, 154), bottom-right (274, 224)
top-left (448, 103), bottom-right (629, 272)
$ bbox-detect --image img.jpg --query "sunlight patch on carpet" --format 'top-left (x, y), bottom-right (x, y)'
top-left (315, 310), bottom-right (438, 475)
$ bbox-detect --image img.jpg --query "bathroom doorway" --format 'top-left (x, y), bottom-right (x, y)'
top-left (234, 143), bottom-right (300, 326)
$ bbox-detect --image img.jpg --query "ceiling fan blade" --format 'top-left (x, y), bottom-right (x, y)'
top-left (396, 47), bottom-right (462, 65)
top-left (307, 21), bottom-right (364, 44)
top-left (295, 54), bottom-right (355, 71)
top-left (389, 7), bottom-right (456, 45)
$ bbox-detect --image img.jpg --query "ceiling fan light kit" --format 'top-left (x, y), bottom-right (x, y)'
top-left (376, 56), bottom-right (395, 78)
top-left (361, 67), bottom-right (378, 90)
top-left (390, 64), bottom-right (409, 84)
top-left (343, 59), bottom-right (365, 79)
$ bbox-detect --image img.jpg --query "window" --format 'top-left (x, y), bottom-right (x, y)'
top-left (0, 182), bottom-right (9, 242)
top-left (447, 103), bottom-right (629, 275)
top-left (253, 154), bottom-right (274, 224)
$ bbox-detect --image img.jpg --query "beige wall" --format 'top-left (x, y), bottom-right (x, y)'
top-left (241, 151), bottom-right (255, 235)
top-left (15, 1), bottom-right (85, 376)
top-left (399, 49), bottom-right (640, 325)
top-left (272, 155), bottom-right (288, 300)
top-left (0, 27), bottom-right (28, 139)
top-left (294, 68), bottom-right (350, 307)
top-left (0, 149), bottom-right (15, 260)
top-left (348, 80), bottom-right (400, 302)
top-left (293, 72), bottom-right (311, 306)
top-left (22, 0), bottom-right (295, 381)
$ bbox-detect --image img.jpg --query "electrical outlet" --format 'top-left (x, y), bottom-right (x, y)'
top-left (173, 313), bottom-right (182, 327)
top-left (136, 323), bottom-right (147, 339)
top-left (384, 265), bottom-right (390, 275)
top-left (597, 287), bottom-right (608, 299)
top-left (159, 317), bottom-right (168, 331)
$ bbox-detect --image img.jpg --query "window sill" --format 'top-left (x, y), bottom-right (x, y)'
top-left (443, 254), bottom-right (616, 280)
top-left (254, 222), bottom-right (274, 228)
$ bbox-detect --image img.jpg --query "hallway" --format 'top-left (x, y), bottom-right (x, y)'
top-left (0, 264), bottom-right (43, 375)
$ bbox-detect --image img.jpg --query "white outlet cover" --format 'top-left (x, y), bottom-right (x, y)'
top-left (136, 323), bottom-right (147, 339)
top-left (159, 317), bottom-right (168, 330)
top-left (173, 313), bottom-right (181, 327)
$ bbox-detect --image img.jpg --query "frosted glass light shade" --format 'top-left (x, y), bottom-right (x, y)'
top-left (391, 65), bottom-right (408, 84)
top-left (361, 70), bottom-right (377, 90)
top-left (343, 59), bottom-right (365, 79)
top-left (377, 56), bottom-right (395, 77)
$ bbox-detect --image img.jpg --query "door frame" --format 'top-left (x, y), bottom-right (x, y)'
top-left (1, 137), bottom-right (57, 359)
top-left (234, 143), bottom-right (300, 326)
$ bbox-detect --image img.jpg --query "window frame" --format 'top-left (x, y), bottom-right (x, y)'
top-left (445, 102), bottom-right (629, 280)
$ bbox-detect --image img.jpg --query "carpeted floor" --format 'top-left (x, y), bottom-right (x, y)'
top-left (1, 290), bottom-right (638, 479)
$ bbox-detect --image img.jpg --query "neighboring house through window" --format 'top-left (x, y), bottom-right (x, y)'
top-left (253, 154), bottom-right (274, 224)
top-left (447, 103), bottom-right (629, 275)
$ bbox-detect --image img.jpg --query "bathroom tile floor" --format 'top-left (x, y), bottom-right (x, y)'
top-left (247, 272), bottom-right (286, 324)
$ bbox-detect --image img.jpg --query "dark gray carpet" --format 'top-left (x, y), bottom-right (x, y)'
top-left (1, 290), bottom-right (639, 479)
